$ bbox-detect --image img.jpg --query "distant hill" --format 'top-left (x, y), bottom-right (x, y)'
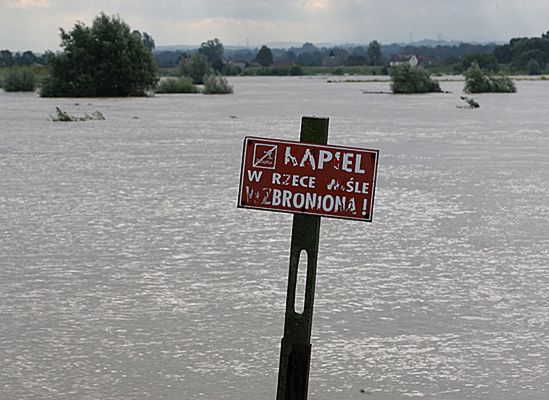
top-left (155, 44), bottom-right (203, 52)
top-left (399, 39), bottom-right (462, 47)
top-left (156, 39), bottom-right (502, 52)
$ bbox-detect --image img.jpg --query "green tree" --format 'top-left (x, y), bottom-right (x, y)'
top-left (464, 62), bottom-right (516, 93)
top-left (526, 58), bottom-right (542, 75)
top-left (367, 40), bottom-right (383, 66)
top-left (133, 30), bottom-right (155, 52)
top-left (494, 44), bottom-right (512, 64)
top-left (0, 49), bottom-right (14, 67)
top-left (211, 58), bottom-right (225, 73)
top-left (198, 38), bottom-right (224, 63)
top-left (390, 64), bottom-right (441, 94)
top-left (41, 13), bottom-right (157, 97)
top-left (462, 53), bottom-right (498, 72)
top-left (142, 32), bottom-right (155, 52)
top-left (500, 35), bottom-right (549, 71)
top-left (19, 51), bottom-right (39, 65)
top-left (179, 53), bottom-right (212, 84)
top-left (256, 45), bottom-right (273, 67)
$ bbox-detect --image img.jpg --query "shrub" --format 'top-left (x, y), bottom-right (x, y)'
top-left (390, 64), bottom-right (441, 94)
top-left (155, 77), bottom-right (198, 94)
top-left (3, 68), bottom-right (36, 92)
top-left (464, 62), bottom-right (516, 93)
top-left (41, 13), bottom-right (157, 97)
top-left (202, 75), bottom-right (233, 94)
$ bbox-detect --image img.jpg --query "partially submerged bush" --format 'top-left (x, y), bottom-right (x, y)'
top-left (202, 75), bottom-right (233, 94)
top-left (51, 106), bottom-right (105, 122)
top-left (3, 68), bottom-right (36, 92)
top-left (390, 64), bottom-right (441, 94)
top-left (464, 62), bottom-right (516, 93)
top-left (155, 77), bottom-right (198, 94)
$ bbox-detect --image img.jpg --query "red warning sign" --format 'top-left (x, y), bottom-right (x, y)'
top-left (238, 136), bottom-right (379, 222)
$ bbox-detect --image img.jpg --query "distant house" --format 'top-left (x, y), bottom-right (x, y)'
top-left (389, 54), bottom-right (419, 67)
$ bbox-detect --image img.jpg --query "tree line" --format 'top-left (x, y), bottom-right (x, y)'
top-left (0, 50), bottom-right (45, 67)
top-left (153, 41), bottom-right (495, 69)
top-left (152, 34), bottom-right (549, 76)
top-left (4, 30), bottom-right (549, 75)
top-left (494, 31), bottom-right (549, 74)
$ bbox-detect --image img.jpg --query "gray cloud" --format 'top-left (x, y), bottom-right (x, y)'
top-left (1, 0), bottom-right (549, 51)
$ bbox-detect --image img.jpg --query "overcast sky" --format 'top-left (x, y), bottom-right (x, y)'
top-left (2, 0), bottom-right (549, 51)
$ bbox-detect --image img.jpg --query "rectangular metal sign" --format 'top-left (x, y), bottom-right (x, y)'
top-left (238, 136), bottom-right (379, 221)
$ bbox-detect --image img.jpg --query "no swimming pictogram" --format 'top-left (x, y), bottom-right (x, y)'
top-left (252, 143), bottom-right (278, 169)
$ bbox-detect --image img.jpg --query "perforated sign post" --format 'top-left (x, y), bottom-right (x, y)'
top-left (237, 117), bottom-right (379, 400)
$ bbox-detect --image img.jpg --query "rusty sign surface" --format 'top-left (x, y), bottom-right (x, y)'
top-left (237, 136), bottom-right (379, 222)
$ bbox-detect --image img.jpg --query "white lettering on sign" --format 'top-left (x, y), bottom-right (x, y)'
top-left (285, 147), bottom-right (298, 166)
top-left (284, 147), bottom-right (367, 174)
top-left (327, 178), bottom-right (369, 194)
top-left (271, 189), bottom-right (357, 213)
top-left (317, 150), bottom-right (332, 169)
top-left (247, 170), bottom-right (263, 182)
top-left (299, 149), bottom-right (316, 170)
top-left (272, 173), bottom-right (315, 188)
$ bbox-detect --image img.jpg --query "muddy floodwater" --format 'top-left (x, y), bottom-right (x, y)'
top-left (1, 76), bottom-right (548, 399)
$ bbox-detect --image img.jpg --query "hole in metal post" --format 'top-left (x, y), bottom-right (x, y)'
top-left (294, 249), bottom-right (308, 315)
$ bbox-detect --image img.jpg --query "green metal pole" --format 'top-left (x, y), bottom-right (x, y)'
top-left (276, 117), bottom-right (329, 400)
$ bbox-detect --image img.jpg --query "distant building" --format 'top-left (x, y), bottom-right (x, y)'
top-left (389, 54), bottom-right (419, 67)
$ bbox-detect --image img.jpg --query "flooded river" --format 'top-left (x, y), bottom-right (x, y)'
top-left (1, 76), bottom-right (548, 399)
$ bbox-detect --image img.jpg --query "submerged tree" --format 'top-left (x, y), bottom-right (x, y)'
top-left (464, 62), bottom-right (516, 93)
top-left (41, 13), bottom-right (157, 97)
top-left (390, 64), bottom-right (441, 94)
